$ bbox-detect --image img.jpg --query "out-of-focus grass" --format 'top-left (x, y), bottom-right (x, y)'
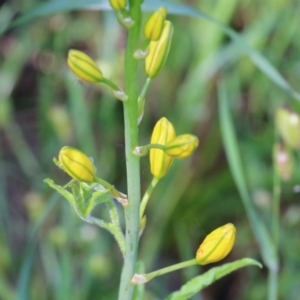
top-left (1, 0), bottom-right (300, 299)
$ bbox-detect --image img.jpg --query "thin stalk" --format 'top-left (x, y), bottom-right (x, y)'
top-left (267, 270), bottom-right (278, 300)
top-left (132, 259), bottom-right (198, 284)
top-left (145, 259), bottom-right (197, 281)
top-left (268, 136), bottom-right (281, 300)
top-left (271, 152), bottom-right (281, 250)
top-left (88, 215), bottom-right (125, 256)
top-left (139, 77), bottom-right (152, 101)
top-left (118, 1), bottom-right (143, 299)
top-left (140, 177), bottom-right (159, 219)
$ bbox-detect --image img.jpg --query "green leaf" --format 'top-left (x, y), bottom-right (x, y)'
top-left (218, 82), bottom-right (278, 271)
top-left (71, 182), bottom-right (111, 218)
top-left (44, 178), bottom-right (74, 205)
top-left (165, 258), bottom-right (262, 300)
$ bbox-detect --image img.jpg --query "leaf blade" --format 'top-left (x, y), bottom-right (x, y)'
top-left (165, 258), bottom-right (262, 300)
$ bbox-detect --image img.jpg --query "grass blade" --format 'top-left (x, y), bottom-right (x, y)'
top-left (218, 81), bottom-right (278, 271)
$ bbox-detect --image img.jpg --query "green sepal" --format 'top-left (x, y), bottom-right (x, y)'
top-left (44, 178), bottom-right (74, 205)
top-left (53, 157), bottom-right (63, 170)
top-left (70, 182), bottom-right (111, 218)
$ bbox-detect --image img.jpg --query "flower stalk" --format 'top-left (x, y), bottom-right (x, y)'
top-left (117, 1), bottom-right (143, 299)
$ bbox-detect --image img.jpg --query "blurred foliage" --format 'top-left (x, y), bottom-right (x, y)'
top-left (1, 0), bottom-right (300, 299)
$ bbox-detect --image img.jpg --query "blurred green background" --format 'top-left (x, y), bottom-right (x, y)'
top-left (1, 0), bottom-right (300, 299)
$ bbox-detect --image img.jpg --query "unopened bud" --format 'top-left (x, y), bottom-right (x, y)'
top-left (109, 0), bottom-right (126, 10)
top-left (196, 223), bottom-right (236, 265)
top-left (150, 117), bottom-right (176, 178)
top-left (275, 106), bottom-right (300, 149)
top-left (145, 21), bottom-right (173, 78)
top-left (165, 134), bottom-right (199, 158)
top-left (144, 7), bottom-right (167, 41)
top-left (67, 49), bottom-right (103, 83)
top-left (58, 146), bottom-right (95, 183)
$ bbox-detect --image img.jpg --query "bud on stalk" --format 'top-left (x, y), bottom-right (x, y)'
top-left (196, 223), bottom-right (236, 265)
top-left (150, 117), bottom-right (176, 179)
top-left (58, 146), bottom-right (95, 183)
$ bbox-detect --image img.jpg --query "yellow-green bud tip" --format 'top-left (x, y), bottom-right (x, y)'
top-left (58, 146), bottom-right (95, 183)
top-left (145, 20), bottom-right (173, 78)
top-left (196, 223), bottom-right (236, 265)
top-left (109, 0), bottom-right (127, 10)
top-left (144, 7), bottom-right (168, 41)
top-left (67, 49), bottom-right (103, 83)
top-left (165, 134), bottom-right (199, 158)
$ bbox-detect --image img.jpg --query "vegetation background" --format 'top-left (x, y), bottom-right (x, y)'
top-left (0, 0), bottom-right (300, 299)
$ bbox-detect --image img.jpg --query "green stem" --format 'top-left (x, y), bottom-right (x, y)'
top-left (271, 151), bottom-right (281, 250)
top-left (267, 269), bottom-right (278, 300)
top-left (140, 177), bottom-right (159, 219)
top-left (88, 215), bottom-right (125, 256)
top-left (139, 77), bottom-right (152, 101)
top-left (118, 1), bottom-right (143, 299)
top-left (134, 143), bottom-right (166, 156)
top-left (102, 77), bottom-right (128, 101)
top-left (94, 176), bottom-right (128, 205)
top-left (106, 200), bottom-right (126, 256)
top-left (269, 134), bottom-right (280, 300)
top-left (132, 259), bottom-right (198, 284)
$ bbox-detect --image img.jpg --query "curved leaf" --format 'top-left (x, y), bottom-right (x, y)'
top-left (218, 82), bottom-right (278, 271)
top-left (165, 258), bottom-right (262, 300)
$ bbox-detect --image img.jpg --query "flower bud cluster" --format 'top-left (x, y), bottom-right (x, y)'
top-left (150, 117), bottom-right (199, 178)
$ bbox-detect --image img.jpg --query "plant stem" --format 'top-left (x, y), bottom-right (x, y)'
top-left (140, 177), bottom-right (159, 219)
top-left (118, 1), bottom-right (143, 299)
top-left (132, 259), bottom-right (198, 284)
top-left (88, 215), bottom-right (125, 256)
top-left (267, 269), bottom-right (278, 300)
top-left (268, 135), bottom-right (281, 300)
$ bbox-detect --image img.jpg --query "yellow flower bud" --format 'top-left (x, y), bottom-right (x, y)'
top-left (196, 223), bottom-right (236, 265)
top-left (58, 146), bottom-right (95, 183)
top-left (164, 134), bottom-right (199, 158)
top-left (275, 106), bottom-right (300, 149)
top-left (150, 117), bottom-right (176, 179)
top-left (145, 21), bottom-right (173, 78)
top-left (144, 7), bottom-right (167, 41)
top-left (109, 0), bottom-right (126, 10)
top-left (67, 49), bottom-right (103, 83)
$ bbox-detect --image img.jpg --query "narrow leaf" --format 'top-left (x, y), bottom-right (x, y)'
top-left (165, 258), bottom-right (262, 300)
top-left (218, 82), bottom-right (278, 271)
